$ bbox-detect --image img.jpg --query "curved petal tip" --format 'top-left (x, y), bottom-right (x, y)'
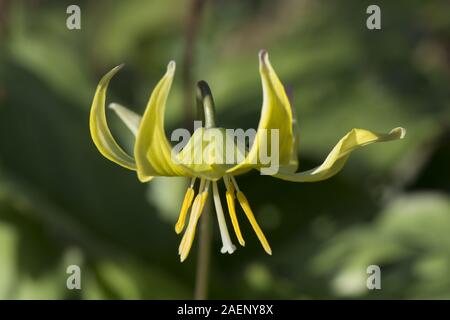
top-left (390, 127), bottom-right (406, 139)
top-left (108, 102), bottom-right (118, 111)
top-left (258, 49), bottom-right (268, 64)
top-left (98, 64), bottom-right (124, 87)
top-left (167, 60), bottom-right (176, 74)
top-left (112, 64), bottom-right (125, 73)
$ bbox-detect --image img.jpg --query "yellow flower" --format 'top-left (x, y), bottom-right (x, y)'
top-left (90, 50), bottom-right (405, 262)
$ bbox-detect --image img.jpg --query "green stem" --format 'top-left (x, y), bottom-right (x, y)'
top-left (182, 0), bottom-right (210, 301)
top-left (194, 200), bottom-right (212, 300)
top-left (194, 81), bottom-right (216, 300)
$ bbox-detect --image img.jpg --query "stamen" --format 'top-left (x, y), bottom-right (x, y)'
top-left (175, 177), bottom-right (197, 234)
top-left (223, 176), bottom-right (245, 246)
top-left (189, 177), bottom-right (197, 188)
top-left (230, 175), bottom-right (240, 192)
top-left (179, 178), bottom-right (204, 255)
top-left (178, 195), bottom-right (199, 254)
top-left (212, 181), bottom-right (236, 254)
top-left (233, 178), bottom-right (272, 255)
top-left (179, 180), bottom-right (210, 262)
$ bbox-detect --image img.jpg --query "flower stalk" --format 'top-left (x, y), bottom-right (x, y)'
top-left (193, 80), bottom-right (216, 299)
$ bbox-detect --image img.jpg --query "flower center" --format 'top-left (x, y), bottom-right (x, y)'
top-left (174, 81), bottom-right (271, 262)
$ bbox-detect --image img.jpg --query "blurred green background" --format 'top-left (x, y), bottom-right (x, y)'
top-left (0, 0), bottom-right (449, 299)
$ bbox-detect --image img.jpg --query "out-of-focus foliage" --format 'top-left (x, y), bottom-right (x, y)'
top-left (0, 0), bottom-right (449, 299)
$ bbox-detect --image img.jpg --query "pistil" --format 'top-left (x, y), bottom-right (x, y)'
top-left (212, 181), bottom-right (236, 254)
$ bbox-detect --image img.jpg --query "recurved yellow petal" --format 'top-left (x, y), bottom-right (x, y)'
top-left (284, 97), bottom-right (300, 173)
top-left (273, 127), bottom-right (406, 182)
top-left (134, 61), bottom-right (192, 181)
top-left (227, 50), bottom-right (294, 175)
top-left (89, 65), bottom-right (136, 170)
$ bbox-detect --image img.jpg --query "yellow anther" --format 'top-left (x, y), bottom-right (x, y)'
top-left (180, 191), bottom-right (209, 262)
top-left (225, 190), bottom-right (245, 246)
top-left (175, 187), bottom-right (195, 234)
top-left (178, 195), bottom-right (200, 255)
top-left (236, 191), bottom-right (272, 255)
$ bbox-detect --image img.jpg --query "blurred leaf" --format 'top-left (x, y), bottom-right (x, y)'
top-left (312, 192), bottom-right (450, 298)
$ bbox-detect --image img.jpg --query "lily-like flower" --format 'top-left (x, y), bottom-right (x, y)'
top-left (90, 50), bottom-right (405, 262)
